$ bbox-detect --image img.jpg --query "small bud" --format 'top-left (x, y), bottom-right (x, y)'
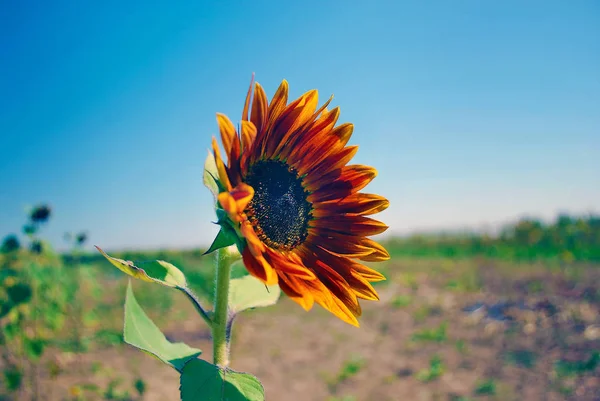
top-left (30, 240), bottom-right (43, 254)
top-left (76, 232), bottom-right (88, 246)
top-left (1, 235), bottom-right (20, 253)
top-left (30, 204), bottom-right (51, 223)
top-left (23, 225), bottom-right (37, 236)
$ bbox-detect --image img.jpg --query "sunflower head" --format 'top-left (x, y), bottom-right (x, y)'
top-left (204, 76), bottom-right (389, 326)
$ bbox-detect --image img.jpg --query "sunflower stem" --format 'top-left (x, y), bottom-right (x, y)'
top-left (212, 247), bottom-right (234, 367)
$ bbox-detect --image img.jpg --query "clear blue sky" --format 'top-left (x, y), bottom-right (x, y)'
top-left (1, 1), bottom-right (599, 251)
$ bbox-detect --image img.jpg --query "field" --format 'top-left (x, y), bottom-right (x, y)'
top-left (2, 242), bottom-right (599, 401)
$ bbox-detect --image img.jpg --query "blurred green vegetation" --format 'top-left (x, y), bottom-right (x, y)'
top-left (415, 355), bottom-right (444, 382)
top-left (2, 210), bottom-right (599, 400)
top-left (387, 213), bottom-right (600, 262)
top-left (411, 321), bottom-right (448, 344)
top-left (326, 355), bottom-right (366, 394)
top-left (0, 205), bottom-right (218, 400)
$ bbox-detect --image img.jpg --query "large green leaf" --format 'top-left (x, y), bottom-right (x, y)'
top-left (96, 246), bottom-right (186, 288)
top-left (124, 282), bottom-right (201, 372)
top-left (180, 359), bottom-right (264, 401)
top-left (229, 274), bottom-right (281, 314)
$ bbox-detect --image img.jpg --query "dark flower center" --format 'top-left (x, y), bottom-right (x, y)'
top-left (245, 160), bottom-right (312, 251)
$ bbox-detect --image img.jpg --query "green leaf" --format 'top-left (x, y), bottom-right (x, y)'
top-left (204, 227), bottom-right (237, 255)
top-left (96, 246), bottom-right (186, 288)
top-left (203, 151), bottom-right (223, 200)
top-left (124, 282), bottom-right (201, 372)
top-left (24, 337), bottom-right (45, 361)
top-left (180, 359), bottom-right (264, 401)
top-left (7, 283), bottom-right (32, 305)
top-left (4, 368), bottom-right (22, 391)
top-left (229, 274), bottom-right (281, 314)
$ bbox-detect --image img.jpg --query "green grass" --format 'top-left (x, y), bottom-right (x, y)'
top-left (411, 322), bottom-right (448, 343)
top-left (554, 351), bottom-right (600, 378)
top-left (505, 349), bottom-right (537, 369)
top-left (474, 379), bottom-right (496, 395)
top-left (455, 339), bottom-right (468, 355)
top-left (327, 355), bottom-right (366, 393)
top-left (391, 294), bottom-right (412, 308)
top-left (398, 272), bottom-right (419, 291)
top-left (444, 270), bottom-right (482, 293)
top-left (416, 355), bottom-right (444, 382)
top-left (337, 356), bottom-right (365, 382)
top-left (412, 305), bottom-right (442, 322)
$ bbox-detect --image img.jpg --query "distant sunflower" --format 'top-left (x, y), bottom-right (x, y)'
top-left (212, 76), bottom-right (389, 326)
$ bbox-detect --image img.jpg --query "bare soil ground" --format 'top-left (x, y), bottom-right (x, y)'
top-left (23, 258), bottom-right (600, 400)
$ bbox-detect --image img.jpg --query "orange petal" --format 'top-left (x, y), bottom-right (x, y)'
top-left (313, 194), bottom-right (389, 217)
top-left (330, 123), bottom-right (354, 149)
top-left (240, 220), bottom-right (266, 254)
top-left (312, 215), bottom-right (389, 236)
top-left (350, 273), bottom-right (380, 300)
top-left (277, 272), bottom-right (315, 311)
top-left (252, 80), bottom-right (289, 163)
top-left (229, 183), bottom-right (254, 213)
top-left (250, 83), bottom-right (268, 135)
top-left (242, 248), bottom-right (278, 285)
top-left (280, 90), bottom-right (319, 134)
top-left (264, 248), bottom-right (316, 281)
top-left (285, 107), bottom-right (341, 168)
top-left (358, 239), bottom-right (390, 261)
top-left (216, 113), bottom-right (236, 157)
top-left (211, 137), bottom-right (232, 191)
top-left (296, 275), bottom-right (359, 326)
top-left (306, 94), bottom-right (333, 126)
top-left (305, 231), bottom-right (374, 258)
top-left (240, 120), bottom-right (258, 171)
top-left (326, 296), bottom-right (360, 327)
top-left (279, 99), bottom-right (336, 161)
top-left (350, 262), bottom-right (387, 282)
top-left (311, 248), bottom-right (380, 300)
top-left (292, 121), bottom-right (352, 172)
top-left (347, 273), bottom-right (379, 300)
top-left (304, 145), bottom-right (358, 183)
top-left (292, 280), bottom-right (359, 327)
top-left (242, 73), bottom-right (255, 122)
top-left (312, 262), bottom-right (360, 316)
top-left (309, 164), bottom-right (376, 189)
top-left (265, 80), bottom-right (289, 132)
top-left (217, 192), bottom-right (239, 221)
top-left (241, 120), bottom-right (257, 151)
top-left (265, 90), bottom-right (319, 158)
top-left (307, 165), bottom-right (377, 202)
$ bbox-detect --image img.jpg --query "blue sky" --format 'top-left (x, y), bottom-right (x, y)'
top-left (1, 1), bottom-right (598, 250)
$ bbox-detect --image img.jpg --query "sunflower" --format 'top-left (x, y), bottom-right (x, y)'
top-left (211, 76), bottom-right (389, 326)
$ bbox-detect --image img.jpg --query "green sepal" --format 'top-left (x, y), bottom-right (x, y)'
top-left (123, 282), bottom-right (201, 372)
top-left (204, 207), bottom-right (244, 255)
top-left (204, 224), bottom-right (238, 255)
top-left (180, 359), bottom-right (265, 401)
top-left (215, 208), bottom-right (229, 223)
